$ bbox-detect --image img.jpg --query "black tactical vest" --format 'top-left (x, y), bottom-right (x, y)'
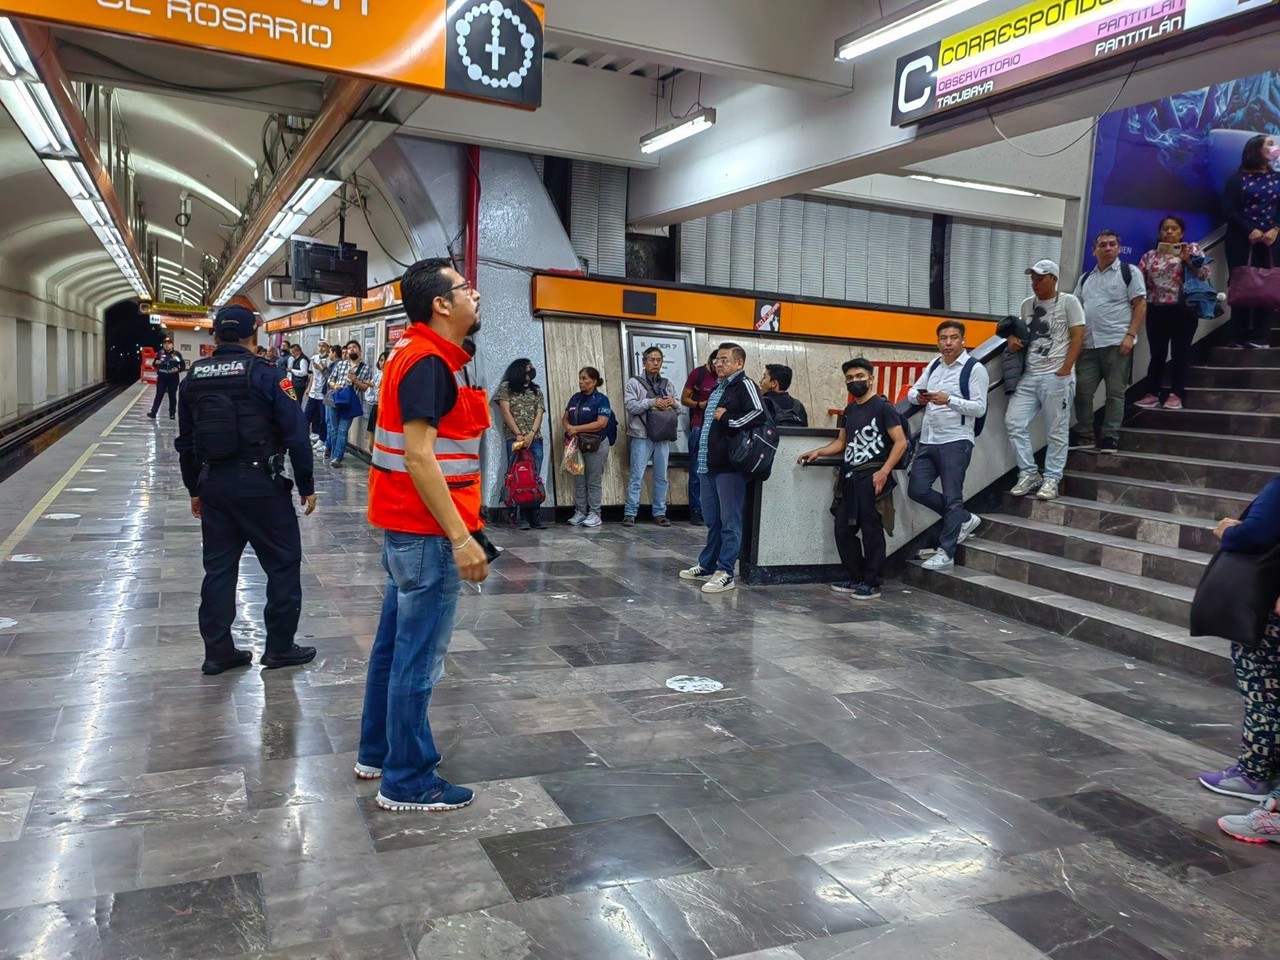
top-left (183, 354), bottom-right (282, 464)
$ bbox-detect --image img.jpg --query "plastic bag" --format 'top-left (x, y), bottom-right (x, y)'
top-left (561, 436), bottom-right (584, 475)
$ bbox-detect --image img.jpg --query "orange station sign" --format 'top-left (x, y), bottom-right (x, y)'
top-left (0, 0), bottom-right (545, 107)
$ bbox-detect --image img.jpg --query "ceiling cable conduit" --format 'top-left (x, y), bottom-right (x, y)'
top-left (0, 19), bottom-right (151, 299)
top-left (210, 76), bottom-right (372, 308)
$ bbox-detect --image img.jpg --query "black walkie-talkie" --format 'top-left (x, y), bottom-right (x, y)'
top-left (473, 529), bottom-right (503, 563)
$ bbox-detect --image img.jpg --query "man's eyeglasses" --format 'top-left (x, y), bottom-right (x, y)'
top-left (446, 280), bottom-right (473, 295)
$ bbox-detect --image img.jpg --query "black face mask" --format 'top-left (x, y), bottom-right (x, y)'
top-left (848, 381), bottom-right (870, 399)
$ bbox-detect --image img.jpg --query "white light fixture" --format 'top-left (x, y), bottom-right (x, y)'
top-left (908, 174), bottom-right (1043, 197)
top-left (835, 0), bottom-right (991, 62)
top-left (640, 107), bottom-right (716, 155)
top-left (0, 18), bottom-right (34, 79)
top-left (211, 177), bottom-right (341, 307)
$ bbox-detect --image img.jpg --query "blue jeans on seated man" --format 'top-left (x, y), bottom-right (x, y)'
top-left (626, 436), bottom-right (671, 518)
top-left (330, 415), bottom-right (355, 462)
top-left (357, 531), bottom-right (460, 801)
top-left (908, 439), bottom-right (974, 558)
top-left (698, 469), bottom-right (748, 575)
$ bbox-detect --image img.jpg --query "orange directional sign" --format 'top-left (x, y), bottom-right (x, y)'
top-left (0, 0), bottom-right (545, 107)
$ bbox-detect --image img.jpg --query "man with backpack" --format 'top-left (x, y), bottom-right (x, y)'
top-left (623, 347), bottom-right (679, 527)
top-left (761, 364), bottom-right (809, 427)
top-left (679, 342), bottom-right (765, 594)
top-left (908, 320), bottom-right (989, 572)
top-left (798, 359), bottom-right (909, 599)
top-left (1072, 230), bottom-right (1146, 452)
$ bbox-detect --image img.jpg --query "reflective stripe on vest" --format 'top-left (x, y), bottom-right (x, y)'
top-left (372, 425), bottom-right (480, 477)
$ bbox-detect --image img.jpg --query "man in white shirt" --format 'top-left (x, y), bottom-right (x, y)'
top-left (305, 338), bottom-right (331, 448)
top-left (1073, 230), bottom-right (1146, 452)
top-left (1007, 260), bottom-right (1086, 502)
top-left (907, 320), bottom-right (990, 571)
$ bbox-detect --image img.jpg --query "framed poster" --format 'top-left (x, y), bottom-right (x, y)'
top-left (621, 323), bottom-right (694, 458)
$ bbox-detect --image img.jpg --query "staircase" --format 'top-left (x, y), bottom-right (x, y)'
top-left (905, 344), bottom-right (1280, 683)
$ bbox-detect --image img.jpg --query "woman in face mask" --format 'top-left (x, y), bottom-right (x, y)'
top-left (495, 358), bottom-right (547, 529)
top-left (365, 349), bottom-right (388, 454)
top-left (1223, 134), bottom-right (1280, 348)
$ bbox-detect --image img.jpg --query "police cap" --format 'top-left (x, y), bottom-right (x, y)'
top-left (215, 305), bottom-right (257, 341)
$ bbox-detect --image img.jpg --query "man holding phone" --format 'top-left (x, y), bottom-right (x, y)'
top-left (357, 258), bottom-right (489, 814)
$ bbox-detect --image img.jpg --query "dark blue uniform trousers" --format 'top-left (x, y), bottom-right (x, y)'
top-left (198, 465), bottom-right (302, 661)
top-left (150, 374), bottom-right (179, 417)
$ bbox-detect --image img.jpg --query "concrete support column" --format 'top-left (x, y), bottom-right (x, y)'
top-left (0, 317), bottom-right (16, 422)
top-left (51, 325), bottom-right (68, 399)
top-left (41, 323), bottom-right (55, 402)
top-left (67, 330), bottom-right (81, 391)
top-left (15, 320), bottom-right (34, 412)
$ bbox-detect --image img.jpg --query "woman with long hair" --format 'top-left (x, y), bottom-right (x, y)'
top-left (495, 357), bottom-right (547, 529)
top-left (1135, 215), bottom-right (1211, 410)
top-left (1222, 134), bottom-right (1280, 348)
top-left (562, 366), bottom-right (614, 528)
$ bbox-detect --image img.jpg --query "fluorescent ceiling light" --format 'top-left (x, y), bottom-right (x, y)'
top-left (0, 18), bottom-right (34, 78)
top-left (43, 158), bottom-right (94, 200)
top-left (640, 107), bottom-right (716, 155)
top-left (908, 174), bottom-right (1043, 197)
top-left (836, 0), bottom-right (991, 62)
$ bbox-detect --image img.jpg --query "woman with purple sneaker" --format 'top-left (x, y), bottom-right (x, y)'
top-left (1200, 475), bottom-right (1280, 844)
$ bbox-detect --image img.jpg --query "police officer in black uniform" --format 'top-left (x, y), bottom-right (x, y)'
top-left (148, 337), bottom-right (186, 419)
top-left (175, 305), bottom-right (319, 675)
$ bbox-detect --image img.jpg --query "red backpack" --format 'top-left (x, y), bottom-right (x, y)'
top-left (503, 448), bottom-right (545, 509)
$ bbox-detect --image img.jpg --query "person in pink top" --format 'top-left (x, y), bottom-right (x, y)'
top-left (1135, 215), bottom-right (1212, 411)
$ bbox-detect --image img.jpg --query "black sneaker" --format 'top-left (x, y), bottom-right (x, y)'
top-left (622, 515), bottom-right (636, 528)
top-left (201, 649), bottom-right (253, 675)
top-left (830, 581), bottom-right (860, 594)
top-left (146, 412), bottom-right (157, 420)
top-left (690, 512), bottom-right (704, 526)
top-left (261, 645), bottom-right (317, 669)
top-left (1068, 432), bottom-right (1094, 450)
top-left (517, 517), bottom-right (532, 531)
top-left (529, 513), bottom-right (547, 530)
top-left (1096, 437), bottom-right (1119, 453)
top-left (852, 584), bottom-right (881, 600)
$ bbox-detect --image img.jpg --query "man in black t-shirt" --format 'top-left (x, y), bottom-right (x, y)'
top-left (798, 358), bottom-right (908, 600)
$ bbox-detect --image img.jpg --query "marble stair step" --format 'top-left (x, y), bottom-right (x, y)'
top-left (902, 562), bottom-right (1230, 682)
top-left (978, 513), bottom-right (1209, 589)
top-left (1066, 449), bottom-right (1276, 494)
top-left (1184, 366), bottom-right (1277, 389)
top-left (1127, 406), bottom-right (1280, 438)
top-left (1060, 470), bottom-right (1252, 522)
top-left (1001, 494), bottom-right (1218, 554)
top-left (1118, 428), bottom-right (1280, 468)
top-left (1207, 347), bottom-right (1280, 367)
top-left (1180, 387), bottom-right (1280, 413)
top-left (955, 538), bottom-right (1194, 628)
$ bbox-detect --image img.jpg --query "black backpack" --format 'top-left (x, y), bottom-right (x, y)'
top-left (728, 410), bottom-right (779, 481)
top-left (923, 356), bottom-right (986, 437)
top-left (765, 395), bottom-right (806, 428)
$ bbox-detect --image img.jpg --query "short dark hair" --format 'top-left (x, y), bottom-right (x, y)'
top-left (579, 366), bottom-right (603, 386)
top-left (718, 341), bottom-right (746, 363)
top-left (162, 337), bottom-right (173, 343)
top-left (1095, 229), bottom-right (1120, 245)
top-left (1158, 214), bottom-right (1186, 233)
top-left (936, 320), bottom-right (965, 338)
top-left (400, 257), bottom-right (458, 324)
top-left (345, 340), bottom-right (361, 351)
top-left (1241, 134), bottom-right (1270, 172)
top-left (842, 358), bottom-right (874, 377)
top-left (706, 351), bottom-right (718, 366)
top-left (642, 347), bottom-right (663, 360)
top-left (764, 363), bottom-right (793, 391)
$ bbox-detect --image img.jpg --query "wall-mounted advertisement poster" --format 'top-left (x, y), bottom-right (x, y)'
top-left (1084, 68), bottom-right (1280, 270)
top-left (622, 324), bottom-right (694, 459)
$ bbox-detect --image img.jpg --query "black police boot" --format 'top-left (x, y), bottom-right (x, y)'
top-left (201, 649), bottom-right (253, 675)
top-left (261, 644), bottom-right (317, 669)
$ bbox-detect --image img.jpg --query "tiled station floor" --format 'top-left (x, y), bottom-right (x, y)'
top-left (0, 385), bottom-right (1277, 960)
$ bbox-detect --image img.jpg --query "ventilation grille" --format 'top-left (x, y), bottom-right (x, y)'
top-left (945, 221), bottom-right (1062, 317)
top-left (569, 161), bottom-right (628, 277)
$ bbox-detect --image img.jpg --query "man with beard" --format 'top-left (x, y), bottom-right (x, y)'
top-left (356, 259), bottom-right (490, 812)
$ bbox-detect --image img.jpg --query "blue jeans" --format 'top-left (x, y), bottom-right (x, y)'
top-left (626, 437), bottom-right (671, 517)
top-left (330, 414), bottom-right (355, 462)
top-left (358, 531), bottom-right (461, 800)
top-left (1006, 371), bottom-right (1076, 481)
top-left (908, 440), bottom-right (974, 557)
top-left (698, 470), bottom-right (748, 575)
top-left (688, 426), bottom-right (703, 514)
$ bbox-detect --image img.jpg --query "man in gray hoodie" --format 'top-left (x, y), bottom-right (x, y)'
top-left (623, 347), bottom-right (679, 527)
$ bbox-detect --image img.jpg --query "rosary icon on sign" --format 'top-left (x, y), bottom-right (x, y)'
top-left (455, 0), bottom-right (536, 90)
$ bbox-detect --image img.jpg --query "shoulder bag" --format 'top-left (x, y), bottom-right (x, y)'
top-left (1228, 243), bottom-right (1280, 311)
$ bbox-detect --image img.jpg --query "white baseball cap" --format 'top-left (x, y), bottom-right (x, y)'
top-left (1025, 259), bottom-right (1059, 277)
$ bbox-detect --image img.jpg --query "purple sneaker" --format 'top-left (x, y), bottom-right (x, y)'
top-left (1199, 764), bottom-right (1273, 801)
top-left (1219, 796), bottom-right (1280, 844)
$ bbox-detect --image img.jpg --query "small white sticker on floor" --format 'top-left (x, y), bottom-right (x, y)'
top-left (6, 555), bottom-right (43, 563)
top-left (666, 675), bottom-right (724, 694)
top-left (42, 514), bottom-right (80, 521)
top-left (0, 618), bottom-right (16, 629)
top-left (82, 469), bottom-right (106, 473)
top-left (66, 488), bottom-right (97, 493)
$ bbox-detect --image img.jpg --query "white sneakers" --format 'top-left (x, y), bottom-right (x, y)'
top-left (582, 512), bottom-right (602, 527)
top-left (921, 551), bottom-right (954, 571)
top-left (1036, 478), bottom-right (1061, 501)
top-left (568, 512), bottom-right (586, 526)
top-left (702, 571), bottom-right (736, 593)
top-left (1011, 471), bottom-right (1042, 497)
top-left (958, 513), bottom-right (982, 544)
top-left (679, 565), bottom-right (712, 581)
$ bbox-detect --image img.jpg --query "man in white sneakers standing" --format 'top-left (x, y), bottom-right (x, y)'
top-left (907, 321), bottom-right (989, 572)
top-left (1006, 259), bottom-right (1086, 502)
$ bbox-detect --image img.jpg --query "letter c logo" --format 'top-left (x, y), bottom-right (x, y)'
top-left (897, 54), bottom-right (934, 115)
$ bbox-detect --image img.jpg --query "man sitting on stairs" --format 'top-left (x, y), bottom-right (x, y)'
top-left (1007, 259), bottom-right (1085, 502)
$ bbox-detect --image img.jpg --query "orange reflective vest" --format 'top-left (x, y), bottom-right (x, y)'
top-left (368, 324), bottom-right (489, 536)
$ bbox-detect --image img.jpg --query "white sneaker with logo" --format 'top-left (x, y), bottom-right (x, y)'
top-left (568, 512), bottom-right (587, 526)
top-left (921, 551), bottom-right (954, 571)
top-left (582, 512), bottom-right (602, 527)
top-left (702, 571), bottom-right (736, 593)
top-left (1036, 478), bottom-right (1061, 501)
top-left (957, 513), bottom-right (982, 544)
top-left (1011, 471), bottom-right (1042, 497)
